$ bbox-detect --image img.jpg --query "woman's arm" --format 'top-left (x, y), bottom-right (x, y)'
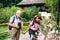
top-left (39, 20), bottom-right (44, 27)
top-left (23, 23), bottom-right (31, 34)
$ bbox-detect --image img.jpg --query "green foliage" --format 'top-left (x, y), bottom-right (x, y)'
top-left (0, 6), bottom-right (38, 23)
top-left (0, 26), bottom-right (11, 40)
top-left (45, 0), bottom-right (58, 21)
top-left (38, 13), bottom-right (42, 19)
top-left (45, 0), bottom-right (57, 12)
top-left (0, 6), bottom-right (20, 23)
top-left (0, 33), bottom-right (10, 40)
top-left (0, 26), bottom-right (8, 32)
top-left (41, 19), bottom-right (56, 35)
top-left (22, 6), bottom-right (38, 21)
top-left (0, 3), bottom-right (3, 8)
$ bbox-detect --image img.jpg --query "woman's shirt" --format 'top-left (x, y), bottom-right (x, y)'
top-left (30, 21), bottom-right (39, 31)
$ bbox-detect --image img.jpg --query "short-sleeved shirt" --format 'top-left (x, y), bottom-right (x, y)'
top-left (9, 15), bottom-right (21, 26)
top-left (30, 21), bottom-right (39, 31)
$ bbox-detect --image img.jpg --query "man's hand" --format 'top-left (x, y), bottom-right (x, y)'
top-left (8, 22), bottom-right (19, 29)
top-left (15, 26), bottom-right (19, 29)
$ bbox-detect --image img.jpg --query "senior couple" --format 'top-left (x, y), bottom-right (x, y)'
top-left (8, 10), bottom-right (44, 40)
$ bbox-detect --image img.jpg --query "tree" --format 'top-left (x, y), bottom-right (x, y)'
top-left (0, 0), bottom-right (22, 7)
top-left (21, 6), bottom-right (38, 21)
top-left (45, 0), bottom-right (58, 21)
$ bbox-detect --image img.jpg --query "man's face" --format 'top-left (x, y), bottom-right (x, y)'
top-left (16, 11), bottom-right (22, 17)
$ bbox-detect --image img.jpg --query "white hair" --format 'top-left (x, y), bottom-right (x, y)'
top-left (16, 10), bottom-right (21, 14)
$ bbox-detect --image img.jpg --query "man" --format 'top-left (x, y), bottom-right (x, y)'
top-left (8, 10), bottom-right (23, 40)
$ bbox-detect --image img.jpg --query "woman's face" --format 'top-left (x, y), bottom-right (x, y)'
top-left (36, 17), bottom-right (39, 22)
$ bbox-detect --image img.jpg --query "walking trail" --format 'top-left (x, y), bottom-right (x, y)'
top-left (6, 32), bottom-right (30, 40)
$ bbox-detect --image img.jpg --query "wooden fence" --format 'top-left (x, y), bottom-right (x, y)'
top-left (0, 22), bottom-right (29, 34)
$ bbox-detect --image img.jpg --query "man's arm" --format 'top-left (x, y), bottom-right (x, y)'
top-left (8, 22), bottom-right (19, 29)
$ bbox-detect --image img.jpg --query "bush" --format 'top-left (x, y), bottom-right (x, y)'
top-left (0, 6), bottom-right (38, 23)
top-left (0, 6), bottom-right (20, 23)
top-left (0, 3), bottom-right (3, 8)
top-left (22, 6), bottom-right (38, 21)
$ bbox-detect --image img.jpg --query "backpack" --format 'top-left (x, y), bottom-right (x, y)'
top-left (9, 16), bottom-right (15, 30)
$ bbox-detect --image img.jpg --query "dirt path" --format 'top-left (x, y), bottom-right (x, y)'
top-left (6, 32), bottom-right (30, 40)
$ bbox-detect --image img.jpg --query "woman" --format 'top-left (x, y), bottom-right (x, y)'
top-left (24, 15), bottom-right (44, 40)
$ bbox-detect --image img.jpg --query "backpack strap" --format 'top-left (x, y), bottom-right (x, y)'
top-left (9, 16), bottom-right (15, 30)
top-left (12, 16), bottom-right (15, 23)
top-left (31, 21), bottom-right (34, 26)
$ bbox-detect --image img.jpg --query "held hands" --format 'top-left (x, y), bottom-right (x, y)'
top-left (23, 32), bottom-right (27, 35)
top-left (23, 30), bottom-right (28, 35)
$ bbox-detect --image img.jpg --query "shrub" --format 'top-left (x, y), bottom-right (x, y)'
top-left (22, 6), bottom-right (38, 21)
top-left (0, 3), bottom-right (3, 8)
top-left (0, 6), bottom-right (38, 23)
top-left (0, 6), bottom-right (20, 23)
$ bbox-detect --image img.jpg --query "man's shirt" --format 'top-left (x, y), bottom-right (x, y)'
top-left (9, 15), bottom-right (21, 26)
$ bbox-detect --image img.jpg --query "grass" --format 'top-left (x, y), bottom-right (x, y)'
top-left (0, 26), bottom-right (11, 40)
top-left (0, 26), bottom-right (8, 32)
top-left (0, 33), bottom-right (11, 40)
